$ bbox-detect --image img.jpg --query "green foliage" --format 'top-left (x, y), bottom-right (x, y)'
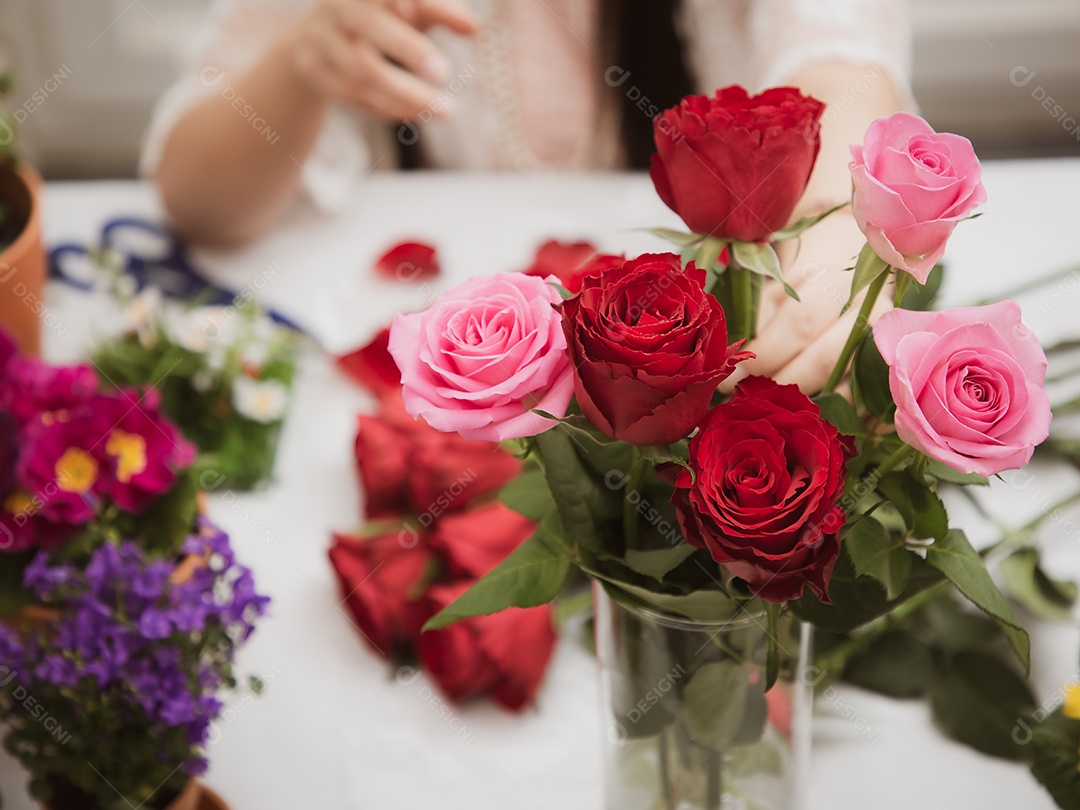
top-left (92, 304), bottom-right (298, 491)
top-left (1000, 547), bottom-right (1079, 622)
top-left (930, 652), bottom-right (1035, 760)
top-left (850, 333), bottom-right (895, 420)
top-left (842, 243), bottom-right (889, 314)
top-left (844, 517), bottom-right (912, 600)
top-left (844, 630), bottom-right (935, 698)
top-left (423, 510), bottom-right (571, 630)
top-left (1030, 709), bottom-right (1080, 809)
top-left (898, 263), bottom-right (944, 311)
top-left (924, 530), bottom-right (1030, 672)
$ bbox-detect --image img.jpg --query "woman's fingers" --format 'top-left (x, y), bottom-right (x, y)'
top-left (772, 289), bottom-right (893, 392)
top-left (414, 0), bottom-right (480, 34)
top-left (337, 1), bottom-right (450, 81)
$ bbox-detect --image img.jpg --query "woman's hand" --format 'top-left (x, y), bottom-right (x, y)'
top-left (288, 0), bottom-right (478, 121)
top-left (730, 210), bottom-right (893, 394)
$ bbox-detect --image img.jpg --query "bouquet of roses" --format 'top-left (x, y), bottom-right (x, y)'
top-left (382, 87), bottom-right (1052, 808)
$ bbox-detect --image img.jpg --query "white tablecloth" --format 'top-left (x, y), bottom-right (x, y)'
top-left (2, 163), bottom-right (1080, 810)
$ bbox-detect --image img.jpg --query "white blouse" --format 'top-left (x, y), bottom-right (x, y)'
top-left (141, 0), bottom-right (914, 211)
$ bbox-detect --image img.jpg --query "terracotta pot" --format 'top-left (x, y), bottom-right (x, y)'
top-left (0, 161), bottom-right (46, 356)
top-left (40, 777), bottom-right (230, 810)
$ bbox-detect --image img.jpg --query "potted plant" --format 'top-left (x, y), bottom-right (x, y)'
top-left (0, 328), bottom-right (270, 809)
top-left (0, 72), bottom-right (47, 356)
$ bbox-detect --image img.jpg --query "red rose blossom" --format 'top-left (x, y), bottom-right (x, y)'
top-left (354, 393), bottom-right (522, 521)
top-left (428, 502), bottom-right (536, 579)
top-left (669, 376), bottom-right (854, 603)
top-left (522, 239), bottom-right (616, 295)
top-left (415, 581), bottom-right (557, 711)
top-left (650, 86), bottom-right (825, 241)
top-left (562, 253), bottom-right (751, 445)
top-left (328, 531), bottom-right (435, 655)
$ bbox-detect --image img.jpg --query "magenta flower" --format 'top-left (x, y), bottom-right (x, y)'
top-left (92, 390), bottom-right (196, 513)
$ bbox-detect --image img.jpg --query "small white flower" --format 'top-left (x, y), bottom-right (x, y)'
top-left (192, 370), bottom-right (215, 393)
top-left (232, 377), bottom-right (288, 424)
top-left (124, 287), bottom-right (163, 333)
top-left (167, 306), bottom-right (240, 353)
top-left (240, 341), bottom-right (270, 372)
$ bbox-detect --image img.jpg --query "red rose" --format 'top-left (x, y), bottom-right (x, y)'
top-left (669, 377), bottom-right (854, 603)
top-left (328, 532), bottom-right (435, 655)
top-left (354, 394), bottom-right (522, 521)
top-left (562, 253), bottom-right (752, 445)
top-left (428, 502), bottom-right (536, 579)
top-left (416, 582), bottom-right (557, 711)
top-left (337, 328), bottom-right (401, 398)
top-left (650, 86), bottom-right (825, 241)
top-left (522, 239), bottom-right (617, 295)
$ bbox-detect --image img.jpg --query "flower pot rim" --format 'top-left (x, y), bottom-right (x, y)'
top-left (0, 161), bottom-right (42, 263)
top-left (597, 580), bottom-right (769, 631)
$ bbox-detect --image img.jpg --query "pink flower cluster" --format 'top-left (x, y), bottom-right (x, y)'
top-left (0, 330), bottom-right (195, 553)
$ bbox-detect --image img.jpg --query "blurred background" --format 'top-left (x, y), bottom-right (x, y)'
top-left (0, 0), bottom-right (1078, 179)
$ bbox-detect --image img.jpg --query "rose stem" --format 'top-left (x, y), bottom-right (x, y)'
top-left (712, 265), bottom-right (760, 345)
top-left (658, 726), bottom-right (677, 810)
top-left (821, 269), bottom-right (891, 394)
top-left (622, 448), bottom-right (648, 549)
top-left (706, 747), bottom-right (722, 810)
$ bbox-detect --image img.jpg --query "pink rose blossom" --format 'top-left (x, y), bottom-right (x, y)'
top-left (388, 273), bottom-right (574, 441)
top-left (851, 113), bottom-right (986, 283)
top-left (874, 301), bottom-right (1051, 476)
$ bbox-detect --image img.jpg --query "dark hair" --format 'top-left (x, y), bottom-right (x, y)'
top-left (396, 1), bottom-right (694, 170)
top-left (602, 0), bottom-right (695, 169)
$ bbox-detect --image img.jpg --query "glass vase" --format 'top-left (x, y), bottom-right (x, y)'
top-left (594, 583), bottom-right (811, 810)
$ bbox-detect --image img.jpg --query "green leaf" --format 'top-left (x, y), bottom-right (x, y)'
top-left (876, 471), bottom-right (949, 542)
top-left (499, 468), bottom-right (555, 520)
top-left (0, 550), bottom-right (34, 617)
top-left (899, 262), bottom-right (944, 311)
top-left (532, 410), bottom-right (617, 447)
top-left (930, 651), bottom-right (1035, 760)
top-left (547, 282), bottom-right (573, 300)
top-left (814, 392), bottom-right (867, 437)
top-left (1030, 709), bottom-right (1080, 809)
top-left (769, 202), bottom-right (848, 241)
top-left (693, 237), bottom-right (727, 272)
top-left (842, 243), bottom-right (890, 314)
top-left (923, 458), bottom-right (990, 486)
top-left (533, 427), bottom-right (606, 553)
top-left (682, 661), bottom-right (754, 750)
top-left (1000, 547), bottom-right (1078, 622)
top-left (925, 530), bottom-right (1031, 672)
top-left (921, 596), bottom-right (1002, 653)
top-left (851, 334), bottom-right (895, 420)
top-left (423, 512), bottom-right (570, 629)
top-left (730, 240), bottom-right (799, 301)
top-left (844, 517), bottom-right (912, 600)
top-left (599, 578), bottom-right (747, 624)
top-left (844, 630), bottom-right (936, 698)
top-left (792, 546), bottom-right (944, 633)
top-left (643, 227), bottom-right (702, 247)
top-left (620, 546), bottom-right (700, 582)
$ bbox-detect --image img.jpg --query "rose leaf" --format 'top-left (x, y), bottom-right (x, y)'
top-left (924, 530), bottom-right (1031, 673)
top-left (730, 241), bottom-right (800, 301)
top-left (844, 517), bottom-right (912, 600)
top-left (423, 510), bottom-right (571, 630)
top-left (842, 243), bottom-right (890, 314)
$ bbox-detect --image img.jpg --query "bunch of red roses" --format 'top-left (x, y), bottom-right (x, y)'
top-left (0, 329), bottom-right (195, 555)
top-left (331, 332), bottom-right (557, 711)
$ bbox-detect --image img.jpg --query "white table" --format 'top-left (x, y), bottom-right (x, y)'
top-left (2, 163), bottom-right (1080, 810)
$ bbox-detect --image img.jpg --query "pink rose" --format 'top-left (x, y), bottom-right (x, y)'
top-left (874, 301), bottom-right (1051, 476)
top-left (388, 273), bottom-right (574, 441)
top-left (850, 113), bottom-right (986, 283)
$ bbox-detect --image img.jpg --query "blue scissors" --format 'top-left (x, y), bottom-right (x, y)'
top-left (49, 217), bottom-right (309, 336)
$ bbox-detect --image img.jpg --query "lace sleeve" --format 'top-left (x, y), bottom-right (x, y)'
top-left (679, 0), bottom-right (916, 109)
top-left (139, 0), bottom-right (391, 210)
